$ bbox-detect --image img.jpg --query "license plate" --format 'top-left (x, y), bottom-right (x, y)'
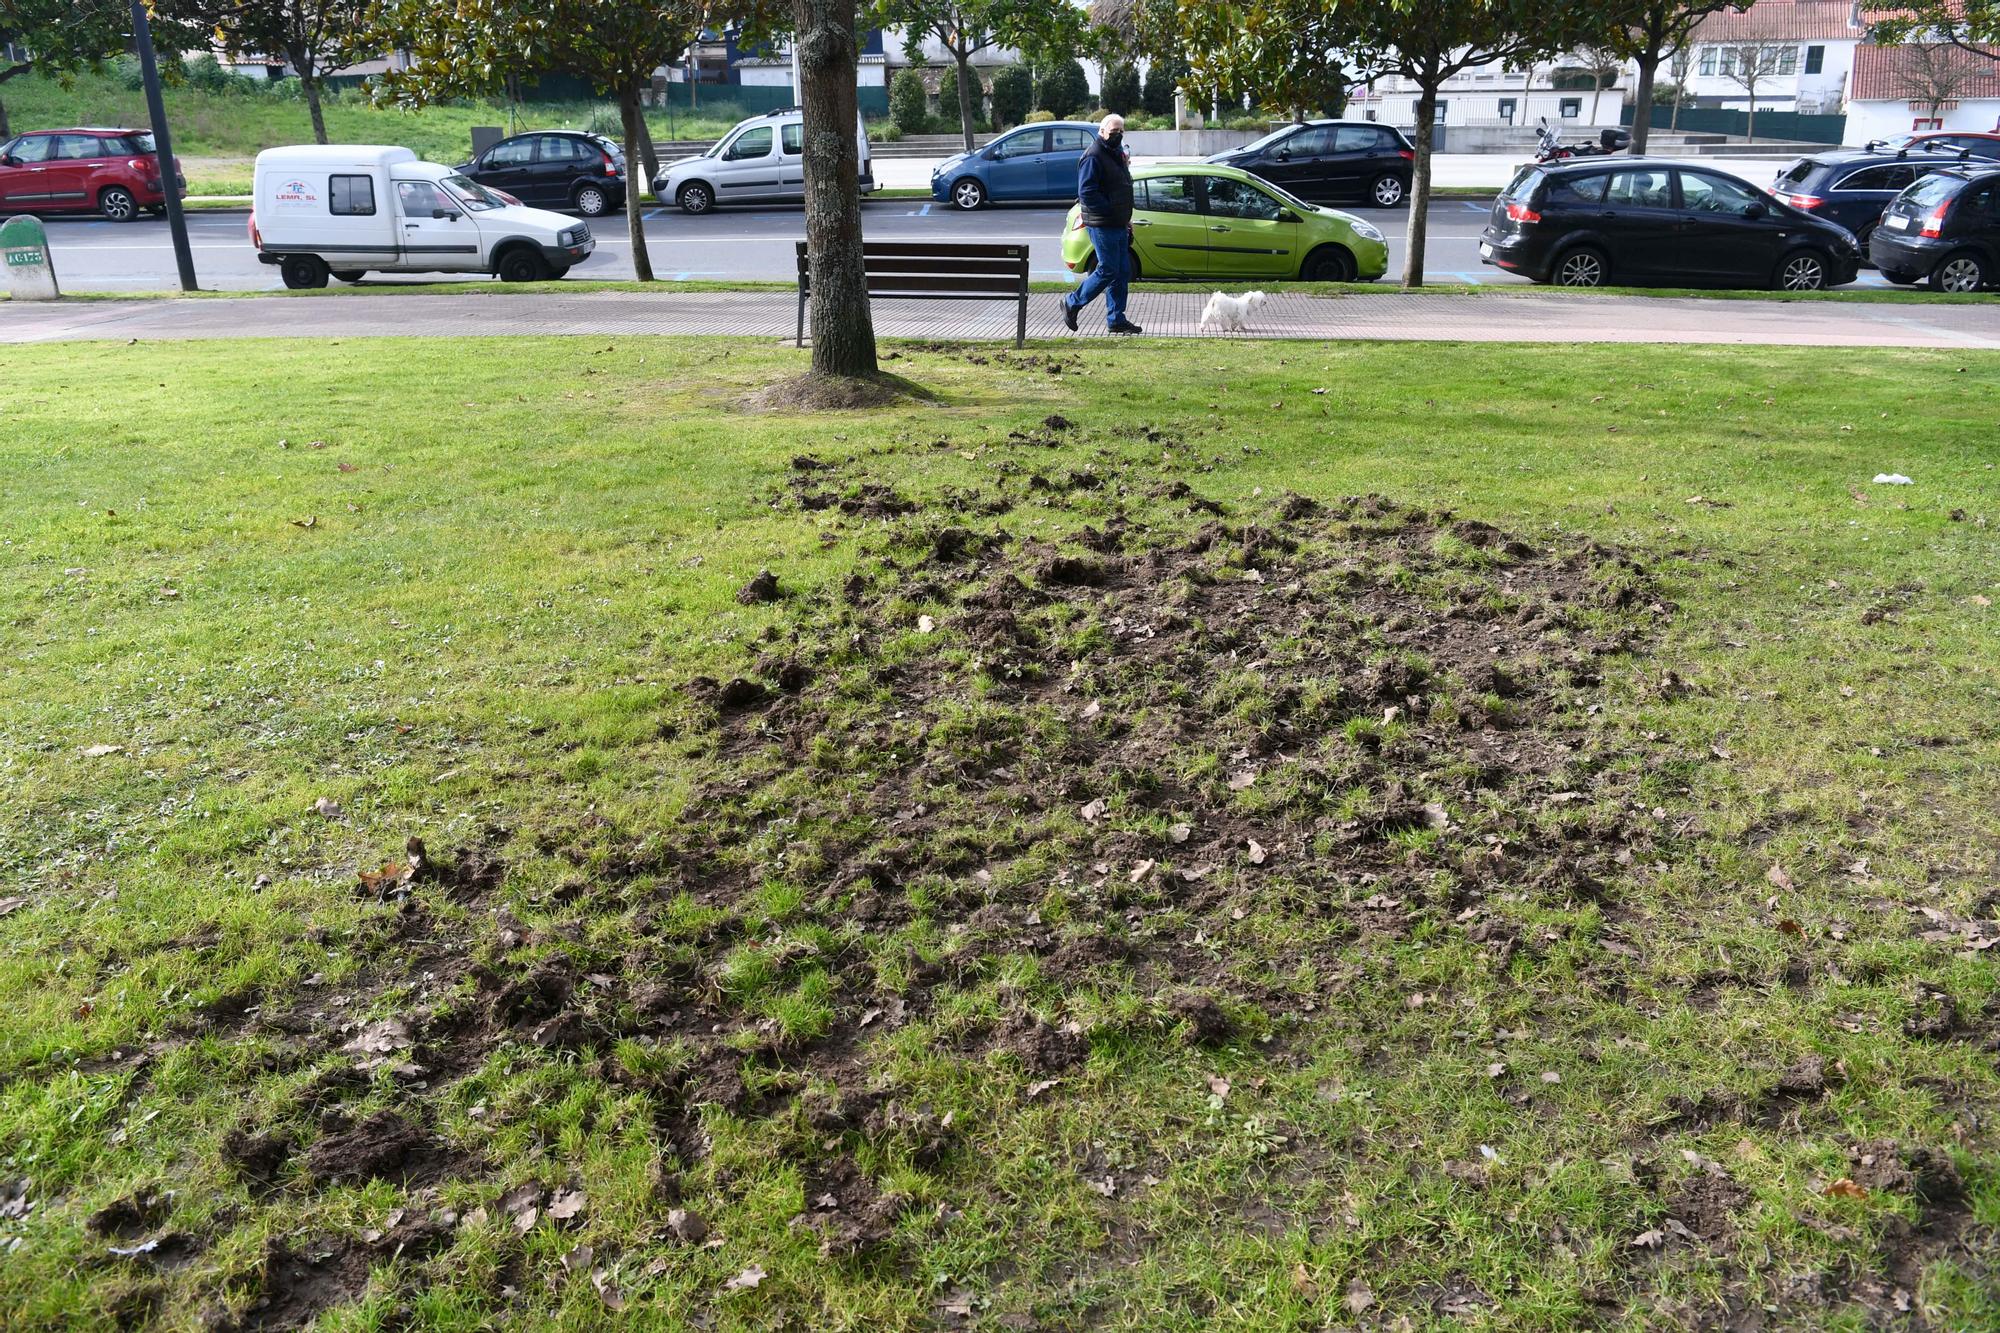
top-left (1479, 242), bottom-right (1493, 258)
top-left (1886, 214), bottom-right (1910, 230)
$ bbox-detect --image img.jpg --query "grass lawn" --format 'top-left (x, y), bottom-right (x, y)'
top-left (1, 337), bottom-right (1997, 1330)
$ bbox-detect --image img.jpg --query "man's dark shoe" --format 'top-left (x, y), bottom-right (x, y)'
top-left (1108, 320), bottom-right (1144, 335)
top-left (1059, 297), bottom-right (1079, 332)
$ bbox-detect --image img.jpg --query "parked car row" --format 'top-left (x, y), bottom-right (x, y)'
top-left (0, 126), bottom-right (184, 220)
top-left (1481, 155), bottom-right (1999, 292)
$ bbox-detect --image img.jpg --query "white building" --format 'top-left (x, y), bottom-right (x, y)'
top-left (1682, 0), bottom-right (1865, 114)
top-left (1348, 56), bottom-right (1629, 131)
top-left (1845, 43), bottom-right (2000, 142)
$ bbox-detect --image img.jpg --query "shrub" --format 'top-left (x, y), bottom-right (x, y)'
top-left (990, 64), bottom-right (1032, 128)
top-left (870, 122), bottom-right (903, 143)
top-left (890, 67), bottom-right (929, 135)
top-left (113, 54), bottom-right (144, 91)
top-left (1035, 59), bottom-right (1091, 117)
top-left (1025, 109), bottom-right (1055, 124)
top-left (1142, 58), bottom-right (1184, 117)
top-left (1085, 107), bottom-right (1108, 122)
top-left (1101, 62), bottom-right (1141, 115)
top-left (937, 64), bottom-right (985, 130)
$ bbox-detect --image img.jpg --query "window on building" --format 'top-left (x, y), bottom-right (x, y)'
top-left (1498, 97), bottom-right (1518, 124)
top-left (1805, 45), bottom-right (1824, 75)
top-left (330, 174), bottom-right (376, 216)
top-left (1698, 47), bottom-right (1717, 77)
top-left (1777, 46), bottom-right (1798, 76)
top-left (1560, 97), bottom-right (1582, 119)
top-left (1433, 101), bottom-right (1448, 124)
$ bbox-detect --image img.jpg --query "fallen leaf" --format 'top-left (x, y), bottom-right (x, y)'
top-left (1971, 595), bottom-right (1992, 608)
top-left (1128, 859), bottom-right (1155, 883)
top-left (591, 1268), bottom-right (625, 1311)
top-left (723, 1264), bottom-right (766, 1291)
top-left (1168, 822), bottom-right (1191, 844)
top-left (1486, 1062), bottom-right (1506, 1078)
top-left (1630, 1228), bottom-right (1666, 1249)
top-left (1777, 919), bottom-right (1804, 938)
top-left (1421, 802), bottom-right (1449, 830)
top-left (337, 461), bottom-right (359, 473)
top-left (290, 516), bottom-right (317, 529)
top-left (1765, 865), bottom-right (1794, 891)
top-left (82, 743), bottom-right (124, 758)
top-left (560, 1242), bottom-right (594, 1273)
top-left (1246, 839), bottom-right (1267, 865)
top-left (1026, 1078), bottom-right (1060, 1100)
top-left (1541, 1071), bottom-right (1562, 1084)
top-left (666, 1208), bottom-right (707, 1244)
top-left (313, 797), bottom-right (343, 819)
top-left (340, 1018), bottom-right (410, 1057)
top-left (1086, 1175), bottom-right (1117, 1197)
top-left (1825, 1178), bottom-right (1869, 1200)
top-left (1344, 1277), bottom-right (1375, 1314)
top-left (511, 1206), bottom-right (539, 1233)
top-left (1079, 798), bottom-right (1107, 822)
top-left (0, 897), bottom-right (25, 916)
top-left (917, 614), bottom-right (936, 634)
top-left (547, 1189), bottom-right (587, 1221)
top-left (1206, 1074), bottom-right (1231, 1099)
top-left (1227, 770), bottom-right (1257, 791)
top-left (1081, 699), bottom-right (1102, 719)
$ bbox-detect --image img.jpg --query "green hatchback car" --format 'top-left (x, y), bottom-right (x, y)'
top-left (1061, 163), bottom-right (1389, 282)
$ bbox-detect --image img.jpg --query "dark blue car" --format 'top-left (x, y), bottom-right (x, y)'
top-left (1771, 149), bottom-right (1970, 252)
top-left (930, 121), bottom-right (1101, 210)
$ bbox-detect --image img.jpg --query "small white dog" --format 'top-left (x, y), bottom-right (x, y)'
top-left (1199, 289), bottom-right (1267, 333)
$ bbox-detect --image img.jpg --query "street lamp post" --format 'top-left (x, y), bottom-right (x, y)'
top-left (128, 0), bottom-right (197, 291)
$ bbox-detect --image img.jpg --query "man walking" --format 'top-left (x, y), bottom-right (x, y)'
top-left (1061, 114), bottom-right (1142, 335)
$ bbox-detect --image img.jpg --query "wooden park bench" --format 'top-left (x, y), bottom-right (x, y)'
top-left (795, 241), bottom-right (1031, 348)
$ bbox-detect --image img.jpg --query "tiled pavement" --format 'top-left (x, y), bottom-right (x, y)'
top-left (6, 288), bottom-right (2000, 349)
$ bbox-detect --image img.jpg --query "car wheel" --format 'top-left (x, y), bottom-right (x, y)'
top-left (99, 186), bottom-right (138, 222)
top-left (1301, 245), bottom-right (1356, 282)
top-left (574, 183), bottom-right (610, 216)
top-left (951, 177), bottom-right (986, 210)
top-left (677, 182), bottom-right (713, 215)
top-left (1775, 250), bottom-right (1828, 291)
top-left (331, 270), bottom-right (367, 283)
top-left (1930, 251), bottom-right (1986, 293)
top-left (1553, 246), bottom-right (1608, 288)
top-left (279, 254), bottom-right (329, 290)
top-left (496, 248), bottom-right (551, 282)
top-left (1369, 174), bottom-right (1406, 208)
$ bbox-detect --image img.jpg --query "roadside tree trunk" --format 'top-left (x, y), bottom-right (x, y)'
top-left (1403, 82), bottom-right (1437, 288)
top-left (793, 0), bottom-right (877, 378)
top-left (296, 58), bottom-right (329, 144)
top-left (620, 86), bottom-right (654, 281)
top-left (634, 111), bottom-right (661, 192)
top-left (1630, 52), bottom-right (1660, 154)
top-left (955, 50), bottom-right (976, 152)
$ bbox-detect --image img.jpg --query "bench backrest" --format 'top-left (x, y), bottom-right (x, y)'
top-left (795, 241), bottom-right (1029, 297)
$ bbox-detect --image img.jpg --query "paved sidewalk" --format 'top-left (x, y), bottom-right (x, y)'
top-left (6, 289), bottom-right (1999, 349)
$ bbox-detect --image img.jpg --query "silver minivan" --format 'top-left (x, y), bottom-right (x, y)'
top-left (659, 109), bottom-right (876, 214)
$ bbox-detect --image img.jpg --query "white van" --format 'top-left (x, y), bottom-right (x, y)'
top-left (250, 145), bottom-right (596, 287)
top-left (657, 109), bottom-right (876, 215)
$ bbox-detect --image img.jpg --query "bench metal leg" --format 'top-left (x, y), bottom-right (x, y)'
top-left (796, 285), bottom-right (807, 348)
top-left (1015, 291), bottom-right (1027, 348)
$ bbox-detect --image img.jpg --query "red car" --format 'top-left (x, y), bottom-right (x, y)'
top-left (0, 127), bottom-right (186, 221)
top-left (1869, 130), bottom-right (2000, 162)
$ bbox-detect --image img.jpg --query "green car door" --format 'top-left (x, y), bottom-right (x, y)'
top-left (1129, 174), bottom-right (1208, 277)
top-left (1200, 174), bottom-right (1301, 278)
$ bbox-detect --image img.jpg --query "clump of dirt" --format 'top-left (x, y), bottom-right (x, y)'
top-left (1163, 991), bottom-right (1233, 1046)
top-left (736, 569), bottom-right (781, 605)
top-left (997, 1017), bottom-right (1088, 1074)
top-left (304, 1111), bottom-right (434, 1186)
top-left (86, 1186), bottom-right (169, 1238)
top-left (1666, 1172), bottom-right (1751, 1240)
top-left (221, 1127), bottom-right (293, 1184)
top-left (1848, 1139), bottom-right (1964, 1205)
top-left (742, 370), bottom-right (931, 413)
top-left (799, 1156), bottom-right (910, 1258)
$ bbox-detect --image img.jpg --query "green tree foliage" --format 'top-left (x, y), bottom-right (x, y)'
top-left (937, 62), bottom-right (983, 128)
top-left (1605, 1), bottom-right (1746, 154)
top-left (1870, 1), bottom-right (2000, 66)
top-left (1035, 56), bottom-right (1090, 115)
top-left (190, 0), bottom-right (370, 144)
top-left (871, 0), bottom-right (1086, 150)
top-left (1100, 60), bottom-right (1141, 113)
top-left (0, 0), bottom-right (202, 139)
top-left (368, 0), bottom-right (713, 282)
top-left (990, 61), bottom-right (1031, 125)
top-left (1141, 55), bottom-right (1183, 116)
top-left (890, 65), bottom-right (930, 132)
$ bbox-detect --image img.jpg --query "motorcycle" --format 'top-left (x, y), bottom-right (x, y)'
top-left (1533, 117), bottom-right (1633, 165)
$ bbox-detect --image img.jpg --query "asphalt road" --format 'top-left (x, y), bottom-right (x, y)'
top-left (31, 197), bottom-right (1904, 294)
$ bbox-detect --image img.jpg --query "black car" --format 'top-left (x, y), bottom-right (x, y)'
top-left (459, 131), bottom-right (626, 217)
top-left (1869, 165), bottom-right (2000, 291)
top-left (1206, 119), bottom-right (1415, 208)
top-left (1480, 158), bottom-right (1861, 290)
top-left (1771, 150), bottom-right (1968, 251)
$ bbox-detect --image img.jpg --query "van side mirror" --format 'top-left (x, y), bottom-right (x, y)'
top-left (433, 208), bottom-right (461, 220)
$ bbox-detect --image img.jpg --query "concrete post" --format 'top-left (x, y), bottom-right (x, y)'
top-left (1, 215), bottom-right (60, 300)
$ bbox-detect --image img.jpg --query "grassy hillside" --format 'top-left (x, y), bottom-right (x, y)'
top-left (0, 336), bottom-right (1995, 1329)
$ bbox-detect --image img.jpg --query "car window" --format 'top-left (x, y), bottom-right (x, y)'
top-left (441, 174), bottom-right (504, 210)
top-left (1334, 126), bottom-right (1381, 153)
top-left (724, 126), bottom-right (773, 161)
top-left (330, 174), bottom-right (376, 216)
top-left (1501, 164), bottom-right (1544, 202)
top-left (396, 179), bottom-right (447, 216)
top-left (7, 135), bottom-right (55, 164)
top-left (1547, 173), bottom-right (1609, 204)
top-left (1776, 159), bottom-right (1819, 187)
top-left (1605, 168), bottom-right (1673, 208)
top-left (536, 135), bottom-right (581, 162)
top-left (1679, 172), bottom-right (1762, 214)
top-left (1973, 141), bottom-right (2000, 160)
top-left (1903, 174), bottom-right (1964, 208)
top-left (53, 134), bottom-right (106, 160)
top-left (1049, 127), bottom-right (1093, 153)
top-left (992, 130), bottom-right (1046, 159)
top-left (1835, 165), bottom-right (1892, 191)
top-left (1204, 176), bottom-right (1287, 221)
top-left (781, 123), bottom-right (803, 154)
top-left (1139, 175), bottom-right (1197, 214)
top-left (1286, 127), bottom-right (1335, 155)
top-left (485, 139), bottom-right (533, 167)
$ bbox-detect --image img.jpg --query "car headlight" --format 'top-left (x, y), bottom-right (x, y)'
top-left (1352, 220), bottom-right (1384, 242)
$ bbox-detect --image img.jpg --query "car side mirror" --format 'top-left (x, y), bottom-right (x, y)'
top-left (0, 154), bottom-right (16, 167)
top-left (433, 208), bottom-right (461, 220)
top-left (1744, 202), bottom-right (1767, 219)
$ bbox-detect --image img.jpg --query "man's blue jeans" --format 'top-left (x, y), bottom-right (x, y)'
top-left (1067, 225), bottom-right (1130, 328)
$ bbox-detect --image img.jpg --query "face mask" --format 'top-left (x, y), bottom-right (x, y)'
top-left (1106, 131), bottom-right (1123, 148)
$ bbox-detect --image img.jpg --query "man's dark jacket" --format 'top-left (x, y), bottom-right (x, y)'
top-left (1077, 137), bottom-right (1133, 228)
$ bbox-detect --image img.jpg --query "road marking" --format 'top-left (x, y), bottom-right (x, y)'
top-left (920, 204), bottom-right (931, 216)
top-left (1462, 202), bottom-right (1490, 213)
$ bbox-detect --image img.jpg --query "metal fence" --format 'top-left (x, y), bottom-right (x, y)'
top-left (1620, 105), bottom-right (1847, 144)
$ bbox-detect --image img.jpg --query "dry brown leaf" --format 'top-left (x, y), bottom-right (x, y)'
top-left (1246, 839), bottom-right (1267, 865)
top-left (723, 1264), bottom-right (766, 1291)
top-left (1344, 1277), bottom-right (1375, 1314)
top-left (1079, 798), bottom-right (1107, 822)
top-left (1227, 770), bottom-right (1257, 791)
top-left (1825, 1178), bottom-right (1869, 1199)
top-left (1765, 864), bottom-right (1794, 890)
top-left (547, 1189), bottom-right (586, 1221)
top-left (82, 743), bottom-right (124, 758)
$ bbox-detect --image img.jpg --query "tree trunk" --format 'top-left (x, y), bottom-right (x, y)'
top-left (1630, 52), bottom-right (1660, 154)
top-left (1671, 75), bottom-right (1683, 130)
top-left (1745, 87), bottom-right (1755, 142)
top-left (0, 90), bottom-right (11, 141)
top-left (955, 50), bottom-right (976, 153)
top-left (300, 68), bottom-right (329, 145)
top-left (793, 0), bottom-right (877, 378)
top-left (1591, 76), bottom-right (1602, 125)
top-left (1404, 82), bottom-right (1436, 289)
top-left (634, 111), bottom-right (661, 194)
top-left (620, 87), bottom-right (655, 282)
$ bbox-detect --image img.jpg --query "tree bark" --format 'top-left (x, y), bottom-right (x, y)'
top-left (298, 62), bottom-right (329, 144)
top-left (1630, 52), bottom-right (1660, 154)
top-left (955, 50), bottom-right (976, 153)
top-left (620, 86), bottom-right (654, 281)
top-left (1403, 81), bottom-right (1436, 289)
top-left (792, 0), bottom-right (877, 378)
top-left (633, 110), bottom-right (660, 190)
